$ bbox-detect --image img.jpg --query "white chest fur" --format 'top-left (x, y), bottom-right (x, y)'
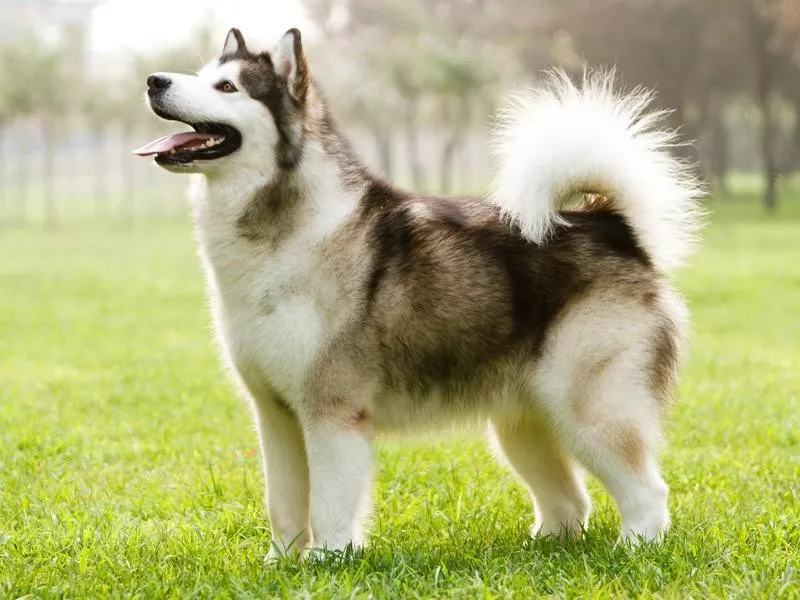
top-left (189, 173), bottom-right (355, 408)
top-left (207, 249), bottom-right (325, 405)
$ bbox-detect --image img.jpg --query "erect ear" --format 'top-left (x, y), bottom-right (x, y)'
top-left (222, 28), bottom-right (247, 57)
top-left (272, 28), bottom-right (309, 103)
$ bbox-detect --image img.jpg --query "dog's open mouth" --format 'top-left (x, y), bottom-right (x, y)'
top-left (133, 123), bottom-right (241, 165)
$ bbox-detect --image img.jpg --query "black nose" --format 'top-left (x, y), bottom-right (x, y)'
top-left (147, 74), bottom-right (171, 95)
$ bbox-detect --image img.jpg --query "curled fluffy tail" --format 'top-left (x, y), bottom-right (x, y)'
top-left (490, 69), bottom-right (704, 271)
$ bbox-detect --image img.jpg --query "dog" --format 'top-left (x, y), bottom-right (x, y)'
top-left (135, 27), bottom-right (702, 558)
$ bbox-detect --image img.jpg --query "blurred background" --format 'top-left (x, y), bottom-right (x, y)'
top-left (1, 0), bottom-right (800, 226)
top-left (3, 4), bottom-right (800, 594)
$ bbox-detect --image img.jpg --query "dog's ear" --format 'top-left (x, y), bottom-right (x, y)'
top-left (272, 28), bottom-right (309, 104)
top-left (222, 28), bottom-right (247, 58)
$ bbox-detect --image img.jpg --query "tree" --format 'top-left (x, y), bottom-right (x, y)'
top-left (81, 81), bottom-right (118, 217)
top-left (100, 25), bottom-right (216, 223)
top-left (0, 66), bottom-right (12, 225)
top-left (551, 0), bottom-right (797, 209)
top-left (310, 38), bottom-right (403, 179)
top-left (773, 0), bottom-right (800, 58)
top-left (738, 0), bottom-right (784, 210)
top-left (308, 0), bottom-right (800, 206)
top-left (425, 40), bottom-right (496, 192)
top-left (0, 30), bottom-right (82, 227)
top-left (0, 36), bottom-right (45, 224)
top-left (39, 28), bottom-right (84, 228)
top-left (309, 0), bottom-right (508, 192)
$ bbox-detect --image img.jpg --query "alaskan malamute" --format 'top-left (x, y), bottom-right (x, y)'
top-left (135, 28), bottom-right (702, 558)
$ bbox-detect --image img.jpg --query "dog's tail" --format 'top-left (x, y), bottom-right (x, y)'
top-left (489, 69), bottom-right (704, 271)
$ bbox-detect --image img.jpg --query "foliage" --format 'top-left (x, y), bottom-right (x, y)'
top-left (6, 3), bottom-right (800, 212)
top-left (0, 32), bottom-right (74, 119)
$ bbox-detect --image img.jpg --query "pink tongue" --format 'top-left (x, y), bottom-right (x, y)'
top-left (132, 132), bottom-right (220, 156)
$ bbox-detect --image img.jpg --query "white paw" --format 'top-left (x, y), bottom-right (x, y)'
top-left (264, 536), bottom-right (311, 565)
top-left (301, 539), bottom-right (364, 562)
top-left (531, 518), bottom-right (586, 541)
top-left (619, 518), bottom-right (669, 545)
top-left (619, 498), bottom-right (670, 544)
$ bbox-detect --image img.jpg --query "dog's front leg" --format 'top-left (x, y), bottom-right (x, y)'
top-left (302, 345), bottom-right (375, 554)
top-left (251, 392), bottom-right (311, 560)
top-left (303, 416), bottom-right (373, 553)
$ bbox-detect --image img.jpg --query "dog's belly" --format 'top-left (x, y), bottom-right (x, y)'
top-left (372, 379), bottom-right (524, 434)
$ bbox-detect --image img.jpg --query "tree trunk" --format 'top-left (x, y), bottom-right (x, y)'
top-left (747, 2), bottom-right (780, 211)
top-left (699, 93), bottom-right (729, 199)
top-left (402, 96), bottom-right (423, 192)
top-left (120, 120), bottom-right (135, 225)
top-left (437, 95), bottom-right (471, 194)
top-left (42, 118), bottom-right (58, 229)
top-left (373, 128), bottom-right (393, 181)
top-left (440, 132), bottom-right (459, 195)
top-left (0, 125), bottom-right (6, 227)
top-left (16, 120), bottom-right (28, 226)
top-left (757, 76), bottom-right (779, 212)
top-left (661, 91), bottom-right (693, 161)
top-left (789, 97), bottom-right (800, 174)
top-left (440, 129), bottom-right (465, 195)
top-left (94, 126), bottom-right (106, 219)
top-left (710, 106), bottom-right (729, 198)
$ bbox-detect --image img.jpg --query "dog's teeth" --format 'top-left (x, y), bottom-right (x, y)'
top-left (192, 137), bottom-right (225, 151)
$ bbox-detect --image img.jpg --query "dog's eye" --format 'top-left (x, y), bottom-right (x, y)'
top-left (215, 80), bottom-right (238, 94)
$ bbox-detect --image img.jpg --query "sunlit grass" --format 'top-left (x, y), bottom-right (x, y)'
top-left (0, 194), bottom-right (798, 597)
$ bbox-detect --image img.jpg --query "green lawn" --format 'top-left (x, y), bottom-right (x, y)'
top-left (1, 197), bottom-right (798, 598)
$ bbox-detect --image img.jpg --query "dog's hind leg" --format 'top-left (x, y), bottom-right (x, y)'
top-left (536, 352), bottom-right (672, 543)
top-left (555, 407), bottom-right (670, 543)
top-left (532, 290), bottom-right (684, 542)
top-left (490, 414), bottom-right (591, 539)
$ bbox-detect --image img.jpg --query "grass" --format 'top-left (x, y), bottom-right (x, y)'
top-left (1, 194), bottom-right (799, 598)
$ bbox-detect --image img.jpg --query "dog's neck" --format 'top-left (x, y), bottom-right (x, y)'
top-left (191, 128), bottom-right (369, 263)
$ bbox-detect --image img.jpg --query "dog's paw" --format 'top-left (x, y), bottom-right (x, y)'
top-left (299, 541), bottom-right (364, 564)
top-left (531, 519), bottom-right (587, 542)
top-left (264, 545), bottom-right (285, 567)
top-left (264, 543), bottom-right (308, 566)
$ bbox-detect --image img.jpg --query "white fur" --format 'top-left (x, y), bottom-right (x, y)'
top-left (305, 424), bottom-right (373, 552)
top-left (490, 69), bottom-right (705, 271)
top-left (253, 390), bottom-right (310, 559)
top-left (191, 155), bottom-right (360, 406)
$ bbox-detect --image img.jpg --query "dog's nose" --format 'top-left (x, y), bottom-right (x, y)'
top-left (147, 74), bottom-right (172, 95)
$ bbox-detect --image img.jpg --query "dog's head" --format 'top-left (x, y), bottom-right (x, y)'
top-left (134, 28), bottom-right (311, 175)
